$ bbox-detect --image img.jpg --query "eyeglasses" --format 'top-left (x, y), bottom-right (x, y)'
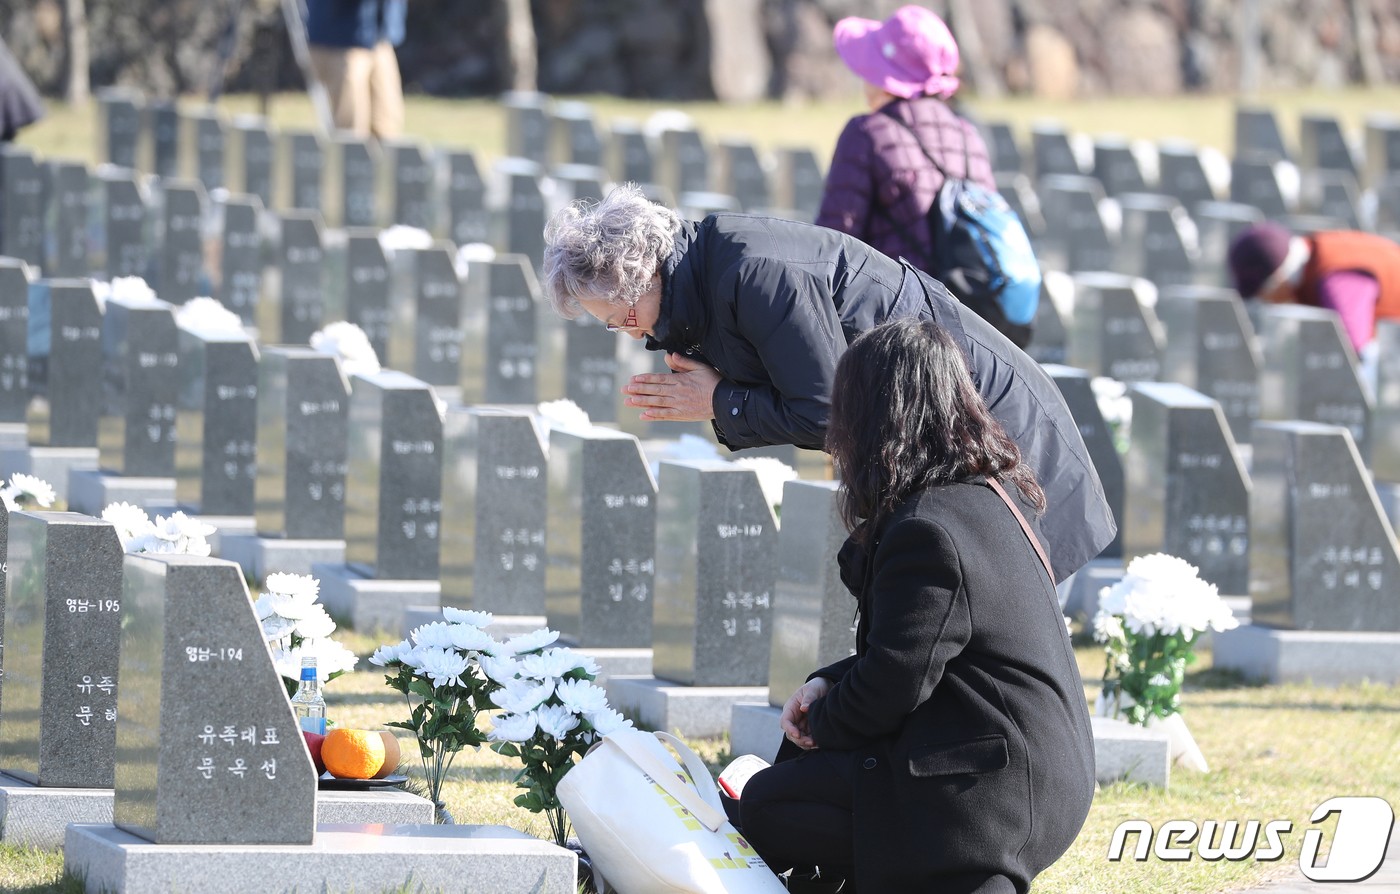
top-left (604, 304), bottom-right (640, 333)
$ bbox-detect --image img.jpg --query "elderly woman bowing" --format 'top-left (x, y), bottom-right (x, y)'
top-left (542, 185), bottom-right (1115, 582)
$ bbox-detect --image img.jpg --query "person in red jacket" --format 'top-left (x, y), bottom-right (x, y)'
top-left (1228, 221), bottom-right (1400, 354)
top-left (814, 5), bottom-right (994, 271)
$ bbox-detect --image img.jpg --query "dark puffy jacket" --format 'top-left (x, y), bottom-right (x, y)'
top-left (815, 96), bottom-right (994, 274)
top-left (306, 0), bottom-right (407, 49)
top-left (650, 213), bottom-right (1115, 581)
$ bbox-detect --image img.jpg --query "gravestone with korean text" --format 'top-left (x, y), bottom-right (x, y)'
top-left (503, 91), bottom-right (550, 164)
top-left (97, 88), bottom-right (141, 170)
top-left (546, 425), bottom-right (656, 647)
top-left (0, 146), bottom-right (44, 267)
top-left (766, 480), bottom-right (853, 707)
top-left (1234, 107), bottom-right (1290, 161)
top-left (1249, 422), bottom-right (1400, 631)
top-left (265, 211), bottom-right (325, 345)
top-left (658, 128), bottom-right (710, 196)
top-left (772, 148), bottom-right (823, 220)
top-left (0, 260), bottom-right (30, 423)
top-left (332, 134), bottom-right (379, 228)
top-left (1031, 123), bottom-right (1081, 179)
top-left (1115, 193), bottom-right (1197, 288)
top-left (1158, 285), bottom-right (1262, 444)
top-left (176, 324), bottom-right (259, 517)
top-left (1156, 141), bottom-right (1216, 209)
top-left (88, 166), bottom-right (148, 280)
top-left (155, 180), bottom-right (207, 305)
top-left (1125, 383), bottom-right (1250, 594)
top-left (1194, 201), bottom-right (1263, 286)
top-left (1374, 320), bottom-right (1400, 483)
top-left (387, 243), bottom-right (463, 387)
top-left (179, 108), bottom-right (225, 193)
top-left (380, 140), bottom-right (436, 231)
top-left (460, 255), bottom-right (539, 406)
top-left (445, 151), bottom-right (490, 248)
top-left (1298, 114), bottom-right (1357, 177)
top-left (26, 280), bottom-right (103, 447)
top-left (1046, 365), bottom-right (1124, 558)
top-left (254, 347), bottom-right (349, 540)
top-left (1258, 304), bottom-right (1371, 460)
top-left (549, 101), bottom-right (603, 167)
top-left (551, 164), bottom-right (606, 206)
top-left (564, 317), bottom-right (618, 423)
top-left (653, 461), bottom-right (777, 687)
top-left (1038, 174), bottom-right (1115, 273)
top-left (440, 407), bottom-right (548, 618)
top-left (229, 115), bottom-right (274, 209)
top-left (1067, 273), bottom-right (1164, 382)
top-left (42, 159), bottom-right (89, 278)
top-left (213, 194), bottom-right (263, 327)
top-left (1092, 138), bottom-right (1148, 197)
top-left (498, 159), bottom-right (547, 269)
top-left (607, 120), bottom-right (653, 185)
top-left (113, 554), bottom-right (316, 844)
top-left (341, 230), bottom-right (392, 363)
top-left (344, 371), bottom-right (443, 580)
top-left (278, 130), bottom-right (323, 214)
top-left (984, 121), bottom-right (1022, 174)
top-left (1365, 116), bottom-right (1400, 187)
top-left (1026, 277), bottom-right (1069, 365)
top-left (0, 511), bottom-right (124, 787)
top-left (99, 293), bottom-right (180, 476)
top-left (1230, 154), bottom-right (1290, 218)
top-left (715, 140), bottom-right (769, 212)
top-left (1301, 170), bottom-right (1362, 229)
top-left (148, 102), bottom-right (179, 180)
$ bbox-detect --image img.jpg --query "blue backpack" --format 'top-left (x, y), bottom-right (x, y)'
top-left (887, 114), bottom-right (1042, 348)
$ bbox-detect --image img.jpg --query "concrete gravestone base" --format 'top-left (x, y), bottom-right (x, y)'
top-left (313, 561), bottom-right (440, 637)
top-left (66, 470), bottom-right (175, 517)
top-left (604, 675), bottom-right (767, 739)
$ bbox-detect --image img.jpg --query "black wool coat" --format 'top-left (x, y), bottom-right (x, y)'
top-left (806, 481), bottom-right (1096, 893)
top-left (650, 213), bottom-right (1115, 581)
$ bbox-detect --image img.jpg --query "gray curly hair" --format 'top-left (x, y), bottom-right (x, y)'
top-left (542, 183), bottom-right (682, 319)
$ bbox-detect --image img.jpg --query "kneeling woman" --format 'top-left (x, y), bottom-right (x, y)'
top-left (740, 319), bottom-right (1095, 893)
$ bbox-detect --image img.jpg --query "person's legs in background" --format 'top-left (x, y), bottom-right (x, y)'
top-left (739, 749), bottom-right (858, 891)
top-left (309, 44), bottom-right (372, 137)
top-left (368, 40), bottom-right (405, 141)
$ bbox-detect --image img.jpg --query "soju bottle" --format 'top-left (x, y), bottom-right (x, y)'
top-left (290, 656), bottom-right (326, 735)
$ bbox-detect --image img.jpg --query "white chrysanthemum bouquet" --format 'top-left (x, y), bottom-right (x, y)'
top-left (101, 502), bottom-right (216, 556)
top-left (1, 473), bottom-right (57, 512)
top-left (1093, 553), bottom-right (1238, 727)
top-left (254, 572), bottom-right (359, 696)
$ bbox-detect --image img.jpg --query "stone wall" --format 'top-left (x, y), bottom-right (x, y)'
top-left (2, 0), bottom-right (1398, 101)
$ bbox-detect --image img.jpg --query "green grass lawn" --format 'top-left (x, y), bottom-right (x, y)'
top-left (5, 630), bottom-right (1398, 894)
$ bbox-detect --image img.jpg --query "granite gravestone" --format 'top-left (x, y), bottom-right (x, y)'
top-left (765, 480), bottom-right (854, 708)
top-left (42, 159), bottom-right (90, 278)
top-left (99, 293), bottom-right (180, 477)
top-left (564, 316), bottom-right (619, 423)
top-left (0, 260), bottom-right (30, 423)
top-left (658, 128), bottom-right (710, 197)
top-left (445, 151), bottom-right (490, 248)
top-left (772, 148), bottom-right (824, 221)
top-left (498, 159), bottom-right (547, 270)
top-left (254, 347), bottom-right (349, 540)
top-left (1298, 114), bottom-right (1357, 177)
top-left (996, 173), bottom-right (1046, 247)
top-left (267, 211), bottom-right (325, 345)
top-left (277, 130), bottom-right (323, 214)
top-left (342, 230), bottom-right (392, 363)
top-left (148, 102), bottom-right (180, 180)
top-left (229, 115), bottom-right (275, 209)
top-left (179, 108), bottom-right (225, 193)
top-left (460, 255), bottom-right (540, 406)
top-left (344, 371), bottom-right (443, 581)
top-left (1092, 138), bottom-right (1148, 197)
top-left (715, 140), bottom-right (770, 212)
top-left (550, 164), bottom-right (606, 207)
top-left (213, 194), bottom-right (263, 327)
top-left (1124, 383), bottom-right (1250, 594)
top-left (1365, 116), bottom-right (1400, 188)
top-left (1258, 304), bottom-right (1372, 460)
top-left (1375, 320), bottom-right (1400, 483)
top-left (984, 121), bottom-right (1023, 174)
top-left (1031, 123), bottom-right (1081, 179)
top-left (0, 512), bottom-right (124, 787)
top-left (331, 134), bottom-right (380, 228)
top-left (606, 120), bottom-right (653, 185)
top-left (1038, 175), bottom-right (1115, 273)
top-left (1026, 277), bottom-right (1069, 365)
top-left (546, 426), bottom-right (656, 648)
top-left (1229, 154), bottom-right (1290, 219)
top-left (1301, 170), bottom-right (1362, 229)
top-left (97, 88), bottom-right (142, 170)
top-left (175, 324), bottom-right (258, 517)
top-left (549, 100), bottom-right (603, 167)
top-left (1234, 107), bottom-right (1290, 161)
top-left (1156, 141), bottom-right (1217, 209)
top-left (440, 407), bottom-right (548, 618)
top-left (1067, 273), bottom-right (1164, 382)
top-left (1193, 201), bottom-right (1263, 286)
top-left (1158, 285), bottom-right (1262, 444)
top-left (1249, 422), bottom-right (1400, 631)
top-left (113, 554), bottom-right (317, 844)
top-left (1114, 193), bottom-right (1197, 288)
top-left (386, 243), bottom-right (463, 387)
top-left (88, 166), bottom-right (149, 280)
top-left (380, 140), bottom-right (437, 231)
top-left (26, 280), bottom-right (103, 448)
top-left (1046, 365), bottom-right (1124, 558)
top-left (503, 91), bottom-right (550, 164)
top-left (652, 461), bottom-right (777, 687)
top-left (0, 146), bottom-right (44, 267)
top-left (155, 180), bottom-right (207, 305)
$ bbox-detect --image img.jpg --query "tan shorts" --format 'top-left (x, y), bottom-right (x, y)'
top-left (308, 41), bottom-right (404, 140)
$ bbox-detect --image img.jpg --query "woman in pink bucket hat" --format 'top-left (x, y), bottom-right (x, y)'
top-left (815, 5), bottom-right (994, 276)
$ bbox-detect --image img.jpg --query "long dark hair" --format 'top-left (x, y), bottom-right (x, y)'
top-left (826, 318), bottom-right (1045, 542)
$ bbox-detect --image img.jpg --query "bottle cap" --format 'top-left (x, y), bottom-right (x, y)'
top-left (300, 655), bottom-right (317, 680)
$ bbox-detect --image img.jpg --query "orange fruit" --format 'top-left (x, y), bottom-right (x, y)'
top-left (321, 728), bottom-right (387, 780)
top-left (374, 731), bottom-right (402, 779)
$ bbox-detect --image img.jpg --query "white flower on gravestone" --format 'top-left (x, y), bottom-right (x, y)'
top-left (643, 109), bottom-right (695, 139)
top-left (1090, 376), bottom-right (1132, 454)
top-left (1129, 139), bottom-right (1160, 185)
top-left (88, 278), bottom-right (112, 311)
top-left (454, 242), bottom-right (495, 281)
top-left (442, 606), bottom-right (494, 628)
top-left (109, 275), bottom-right (159, 305)
top-left (487, 711), bottom-right (539, 743)
top-left (0, 473), bottom-right (56, 512)
top-left (500, 627), bottom-right (561, 656)
top-left (101, 501), bottom-right (156, 551)
top-left (271, 638), bottom-right (359, 683)
top-left (447, 623), bottom-right (497, 653)
top-left (1199, 146), bottom-right (1231, 200)
top-left (175, 296), bottom-right (244, 333)
top-left (137, 511), bottom-right (216, 557)
top-left (376, 225), bottom-right (434, 256)
top-left (730, 455), bottom-right (798, 513)
top-left (309, 320), bottom-right (381, 379)
top-left (1095, 553), bottom-right (1239, 642)
top-left (587, 706), bottom-right (633, 737)
top-left (535, 399), bottom-right (591, 433)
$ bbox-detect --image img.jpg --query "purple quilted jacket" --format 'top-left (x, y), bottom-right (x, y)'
top-left (815, 96), bottom-right (994, 273)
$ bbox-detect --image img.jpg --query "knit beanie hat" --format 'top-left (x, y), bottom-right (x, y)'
top-left (1227, 222), bottom-right (1293, 298)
